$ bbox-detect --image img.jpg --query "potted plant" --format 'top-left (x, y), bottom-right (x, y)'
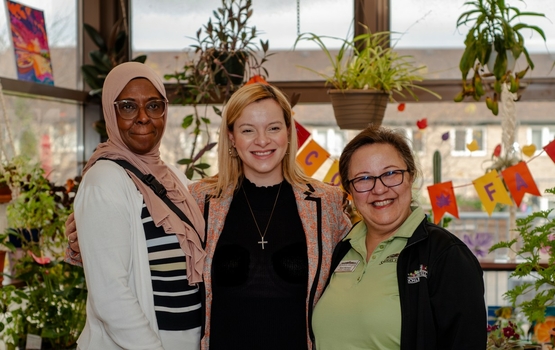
top-left (165, 57), bottom-right (220, 179)
top-left (81, 19), bottom-right (147, 140)
top-left (190, 0), bottom-right (271, 90)
top-left (454, 0), bottom-right (547, 115)
top-left (165, 0), bottom-right (272, 179)
top-left (294, 25), bottom-right (440, 129)
top-left (0, 156), bottom-right (86, 349)
top-left (490, 186), bottom-right (555, 347)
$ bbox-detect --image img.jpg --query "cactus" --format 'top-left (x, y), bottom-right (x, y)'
top-left (432, 150), bottom-right (444, 227)
top-left (433, 150), bottom-right (441, 184)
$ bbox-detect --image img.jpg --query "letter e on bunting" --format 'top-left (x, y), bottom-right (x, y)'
top-left (296, 139), bottom-right (329, 176)
top-left (427, 181), bottom-right (459, 224)
top-left (501, 161), bottom-right (541, 207)
top-left (473, 170), bottom-right (513, 216)
top-left (323, 160), bottom-right (340, 186)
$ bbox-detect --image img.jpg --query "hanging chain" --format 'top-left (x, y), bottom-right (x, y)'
top-left (296, 0), bottom-right (300, 36)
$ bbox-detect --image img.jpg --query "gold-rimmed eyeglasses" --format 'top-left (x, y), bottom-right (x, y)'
top-left (113, 99), bottom-right (167, 120)
top-left (348, 169), bottom-right (409, 193)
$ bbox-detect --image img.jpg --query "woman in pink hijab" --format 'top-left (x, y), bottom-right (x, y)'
top-left (69, 62), bottom-right (205, 349)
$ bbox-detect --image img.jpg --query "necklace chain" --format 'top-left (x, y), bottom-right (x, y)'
top-left (242, 182), bottom-right (283, 250)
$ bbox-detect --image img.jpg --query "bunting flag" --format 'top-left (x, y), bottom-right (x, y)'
top-left (543, 139), bottom-right (555, 163)
top-left (501, 161), bottom-right (541, 207)
top-left (291, 120), bottom-right (554, 217)
top-left (427, 181), bottom-right (459, 224)
top-left (296, 139), bottom-right (330, 176)
top-left (323, 159), bottom-right (341, 186)
top-left (295, 120), bottom-right (311, 148)
top-left (473, 170), bottom-right (513, 216)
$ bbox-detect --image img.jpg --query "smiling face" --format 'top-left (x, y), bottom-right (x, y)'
top-left (348, 143), bottom-right (413, 238)
top-left (228, 98), bottom-right (289, 186)
top-left (116, 78), bottom-right (165, 155)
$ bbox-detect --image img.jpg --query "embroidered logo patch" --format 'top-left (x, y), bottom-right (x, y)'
top-left (407, 264), bottom-right (428, 284)
top-left (379, 253), bottom-right (400, 265)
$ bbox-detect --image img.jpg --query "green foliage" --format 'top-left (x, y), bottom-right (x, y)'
top-left (190, 0), bottom-right (272, 84)
top-left (455, 0), bottom-right (547, 114)
top-left (294, 25), bottom-right (440, 102)
top-left (165, 0), bottom-right (272, 180)
top-left (0, 157), bottom-right (86, 349)
top-left (489, 187), bottom-right (555, 324)
top-left (164, 59), bottom-right (220, 180)
top-left (81, 20), bottom-right (147, 97)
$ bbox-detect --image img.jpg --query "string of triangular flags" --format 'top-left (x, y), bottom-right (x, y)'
top-left (246, 77), bottom-right (554, 222)
top-left (293, 120), bottom-right (555, 224)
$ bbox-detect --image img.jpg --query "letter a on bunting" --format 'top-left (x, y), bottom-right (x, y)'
top-left (473, 170), bottom-right (513, 216)
top-left (501, 161), bottom-right (541, 207)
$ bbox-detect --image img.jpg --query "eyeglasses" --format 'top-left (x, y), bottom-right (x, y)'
top-left (348, 169), bottom-right (409, 193)
top-left (113, 99), bottom-right (167, 120)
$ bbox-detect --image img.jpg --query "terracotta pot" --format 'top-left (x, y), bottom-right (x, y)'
top-left (0, 183), bottom-right (12, 203)
top-left (328, 89), bottom-right (390, 130)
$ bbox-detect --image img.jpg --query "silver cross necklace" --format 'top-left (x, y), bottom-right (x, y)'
top-left (242, 181), bottom-right (283, 249)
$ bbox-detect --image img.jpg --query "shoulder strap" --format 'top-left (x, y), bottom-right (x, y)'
top-left (98, 158), bottom-right (203, 244)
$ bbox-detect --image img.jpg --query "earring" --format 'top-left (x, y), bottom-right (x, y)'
top-left (228, 146), bottom-right (239, 157)
top-left (285, 141), bottom-right (290, 155)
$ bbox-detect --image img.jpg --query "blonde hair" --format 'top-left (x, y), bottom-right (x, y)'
top-left (202, 83), bottom-right (312, 196)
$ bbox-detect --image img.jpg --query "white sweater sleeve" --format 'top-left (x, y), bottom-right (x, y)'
top-left (75, 162), bottom-right (164, 350)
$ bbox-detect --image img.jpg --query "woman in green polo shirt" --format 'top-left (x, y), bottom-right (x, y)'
top-left (312, 125), bottom-right (486, 350)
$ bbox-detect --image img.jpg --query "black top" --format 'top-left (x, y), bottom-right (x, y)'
top-left (210, 178), bottom-right (308, 350)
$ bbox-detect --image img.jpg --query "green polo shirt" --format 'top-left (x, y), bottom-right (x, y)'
top-left (312, 207), bottom-right (425, 350)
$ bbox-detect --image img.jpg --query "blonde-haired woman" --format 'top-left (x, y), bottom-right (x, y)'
top-left (189, 83), bottom-right (352, 350)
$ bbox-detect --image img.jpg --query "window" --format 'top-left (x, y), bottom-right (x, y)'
top-left (310, 127), bottom-right (347, 157)
top-left (452, 128), bottom-right (485, 156)
top-left (130, 0), bottom-right (354, 80)
top-left (528, 127), bottom-right (555, 155)
top-left (396, 128), bottom-right (425, 154)
top-left (1, 94), bottom-right (79, 183)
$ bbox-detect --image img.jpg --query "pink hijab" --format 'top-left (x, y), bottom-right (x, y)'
top-left (82, 62), bottom-right (206, 284)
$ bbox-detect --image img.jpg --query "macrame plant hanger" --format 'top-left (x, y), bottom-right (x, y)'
top-left (296, 0), bottom-right (301, 36)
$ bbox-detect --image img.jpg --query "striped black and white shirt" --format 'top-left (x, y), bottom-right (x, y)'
top-left (141, 202), bottom-right (202, 332)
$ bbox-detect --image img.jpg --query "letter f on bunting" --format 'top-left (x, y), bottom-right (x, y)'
top-left (473, 170), bottom-right (513, 216)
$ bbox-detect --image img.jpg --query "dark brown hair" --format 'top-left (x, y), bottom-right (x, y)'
top-left (339, 125), bottom-right (420, 194)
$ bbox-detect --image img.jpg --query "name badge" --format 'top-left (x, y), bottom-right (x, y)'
top-left (335, 260), bottom-right (360, 273)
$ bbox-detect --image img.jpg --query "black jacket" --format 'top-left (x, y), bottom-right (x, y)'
top-left (329, 218), bottom-right (487, 350)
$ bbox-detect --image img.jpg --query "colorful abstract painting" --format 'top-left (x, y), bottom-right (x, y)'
top-left (7, 0), bottom-right (54, 85)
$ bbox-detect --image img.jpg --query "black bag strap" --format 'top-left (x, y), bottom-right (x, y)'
top-left (98, 158), bottom-right (204, 246)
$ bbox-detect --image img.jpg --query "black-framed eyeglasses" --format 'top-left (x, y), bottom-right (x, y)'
top-left (348, 169), bottom-right (409, 193)
top-left (113, 99), bottom-right (167, 120)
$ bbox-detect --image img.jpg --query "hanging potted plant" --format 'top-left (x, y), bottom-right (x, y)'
top-left (294, 25), bottom-right (440, 129)
top-left (454, 0), bottom-right (547, 115)
top-left (191, 0), bottom-right (271, 88)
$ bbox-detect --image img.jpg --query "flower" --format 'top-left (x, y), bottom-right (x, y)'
top-left (540, 233), bottom-right (555, 254)
top-left (487, 321), bottom-right (522, 350)
top-left (463, 232), bottom-right (494, 257)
